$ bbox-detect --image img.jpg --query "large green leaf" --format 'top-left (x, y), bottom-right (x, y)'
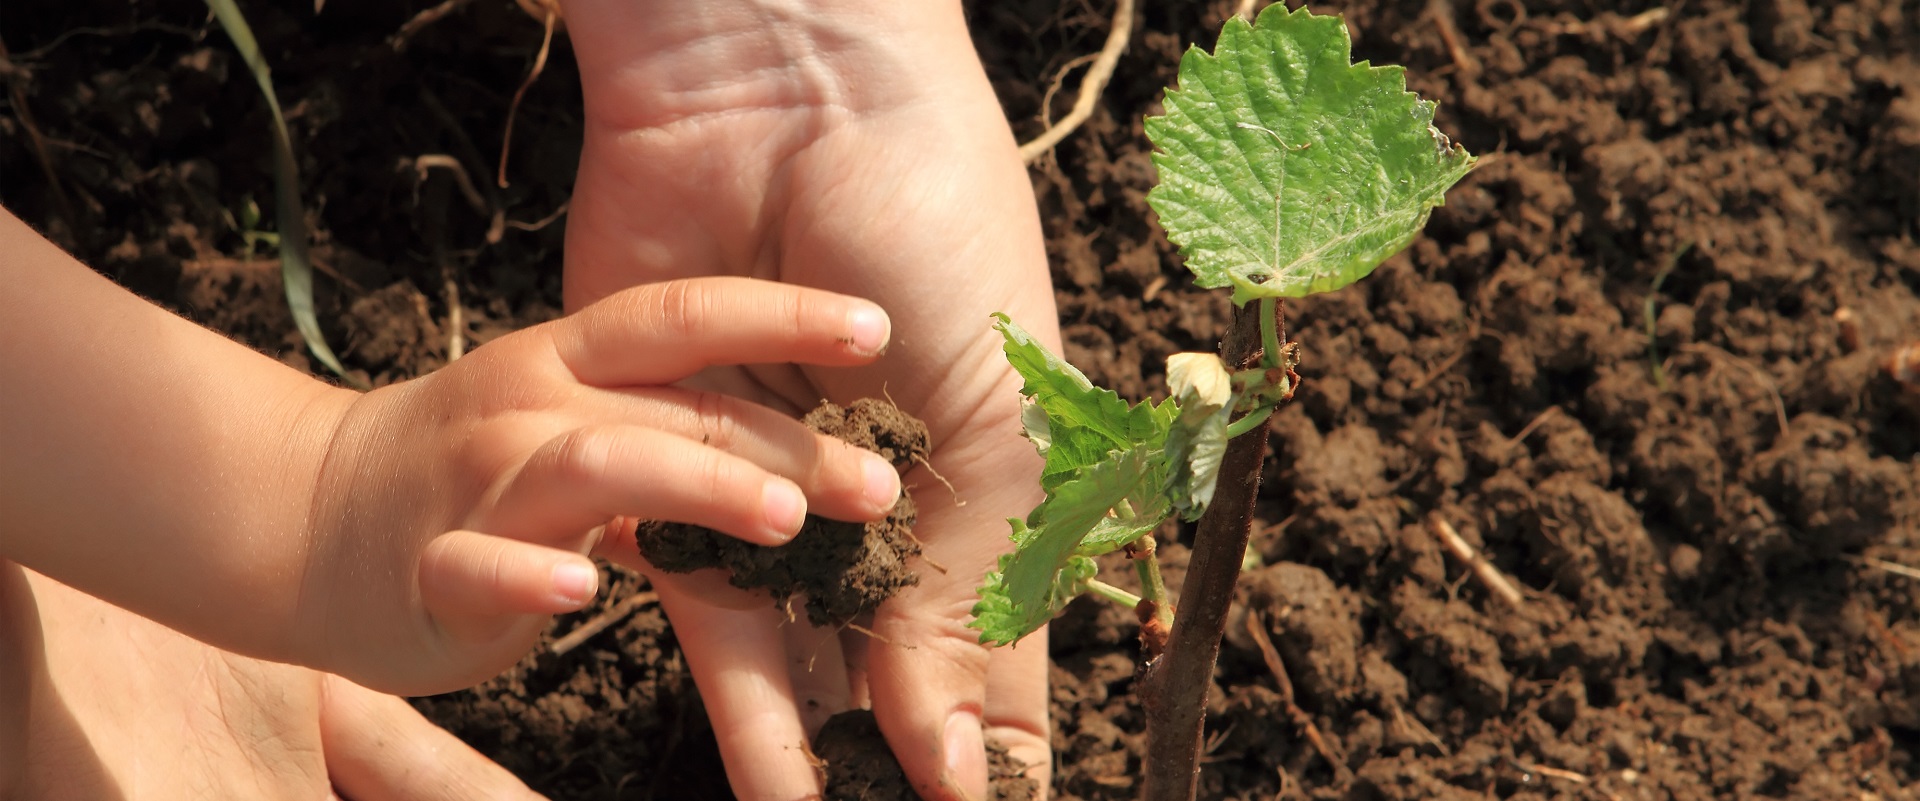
top-left (1145, 5), bottom-right (1475, 304)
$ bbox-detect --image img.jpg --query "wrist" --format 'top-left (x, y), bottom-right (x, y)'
top-left (559, 0), bottom-right (977, 129)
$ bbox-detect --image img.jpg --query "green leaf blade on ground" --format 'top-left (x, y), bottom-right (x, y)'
top-left (207, 0), bottom-right (362, 388)
top-left (1146, 5), bottom-right (1476, 304)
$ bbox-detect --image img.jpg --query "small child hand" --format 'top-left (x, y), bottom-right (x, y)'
top-left (295, 277), bottom-right (898, 695)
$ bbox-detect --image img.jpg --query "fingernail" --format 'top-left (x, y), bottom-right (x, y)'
top-left (943, 710), bottom-right (989, 801)
top-left (551, 562), bottom-right (598, 608)
top-left (863, 454), bottom-right (902, 511)
top-left (762, 478), bottom-right (808, 540)
top-left (848, 305), bottom-right (891, 356)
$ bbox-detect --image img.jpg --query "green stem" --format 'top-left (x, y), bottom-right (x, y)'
top-left (1259, 296), bottom-right (1282, 369)
top-left (1134, 536), bottom-right (1174, 624)
top-left (1645, 241), bottom-right (1691, 392)
top-left (1224, 405), bottom-right (1275, 439)
top-left (1084, 578), bottom-right (1143, 608)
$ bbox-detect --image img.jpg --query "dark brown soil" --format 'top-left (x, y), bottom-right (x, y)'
top-left (814, 709), bottom-right (1040, 801)
top-left (6, 0), bottom-right (1920, 800)
top-left (635, 398), bottom-right (930, 628)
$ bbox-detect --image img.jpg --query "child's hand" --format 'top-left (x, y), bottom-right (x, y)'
top-left (294, 277), bottom-right (899, 695)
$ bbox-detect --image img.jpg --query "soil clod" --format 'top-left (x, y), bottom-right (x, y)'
top-left (814, 709), bottom-right (1039, 801)
top-left (635, 398), bottom-right (930, 628)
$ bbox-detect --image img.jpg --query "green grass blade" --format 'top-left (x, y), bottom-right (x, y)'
top-left (206, 0), bottom-right (361, 387)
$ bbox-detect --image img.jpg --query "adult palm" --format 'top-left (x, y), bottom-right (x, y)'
top-left (559, 2), bottom-right (1060, 799)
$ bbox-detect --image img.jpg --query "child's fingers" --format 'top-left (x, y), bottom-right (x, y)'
top-left (590, 385), bottom-right (902, 522)
top-left (417, 530), bottom-right (599, 636)
top-left (496, 425), bottom-right (827, 547)
top-left (550, 276), bottom-right (890, 387)
top-left (593, 518), bottom-right (772, 611)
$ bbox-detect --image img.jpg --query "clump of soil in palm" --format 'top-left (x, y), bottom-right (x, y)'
top-left (814, 709), bottom-right (1039, 801)
top-left (635, 398), bottom-right (929, 627)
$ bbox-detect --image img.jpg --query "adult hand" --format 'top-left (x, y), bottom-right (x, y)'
top-left (557, 2), bottom-right (1061, 798)
top-left (0, 563), bottom-right (542, 800)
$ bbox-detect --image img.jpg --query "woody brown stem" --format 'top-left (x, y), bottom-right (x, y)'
top-left (1140, 300), bottom-right (1271, 801)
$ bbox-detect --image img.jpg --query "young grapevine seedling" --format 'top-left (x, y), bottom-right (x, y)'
top-left (970, 7), bottom-right (1474, 799)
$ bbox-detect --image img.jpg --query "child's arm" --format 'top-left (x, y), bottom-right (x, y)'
top-left (0, 207), bottom-right (346, 658)
top-left (0, 206), bottom-right (901, 695)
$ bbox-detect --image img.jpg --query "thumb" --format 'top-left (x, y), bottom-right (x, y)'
top-left (866, 582), bottom-right (995, 801)
top-left (864, 469), bottom-right (1045, 801)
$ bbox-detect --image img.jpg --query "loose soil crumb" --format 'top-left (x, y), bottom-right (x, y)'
top-left (634, 398), bottom-right (930, 627)
top-left (814, 709), bottom-right (1039, 801)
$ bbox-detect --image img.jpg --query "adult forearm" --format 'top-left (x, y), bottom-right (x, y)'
top-left (559, 0), bottom-right (977, 126)
top-left (0, 208), bottom-right (348, 660)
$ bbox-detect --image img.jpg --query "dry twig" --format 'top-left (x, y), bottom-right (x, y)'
top-left (843, 621), bottom-right (906, 648)
top-left (1549, 7), bottom-right (1671, 37)
top-left (1505, 755), bottom-right (1591, 785)
top-left (1428, 0), bottom-right (1479, 75)
top-left (409, 155), bottom-right (488, 360)
top-left (1847, 554), bottom-right (1920, 583)
top-left (1142, 274), bottom-right (1169, 302)
top-left (898, 524), bottom-right (949, 575)
top-left (1502, 405), bottom-right (1562, 454)
top-left (1018, 0), bottom-right (1134, 163)
top-left (1427, 515), bottom-right (1525, 608)
top-left (498, 0), bottom-right (560, 188)
top-left (410, 154), bottom-right (504, 243)
top-left (389, 0), bottom-right (479, 51)
top-left (1038, 51), bottom-right (1099, 128)
top-left (550, 591), bottom-right (658, 656)
top-left (506, 200), bottom-right (571, 232)
top-left (1245, 610), bottom-right (1350, 779)
top-left (910, 453), bottom-right (965, 508)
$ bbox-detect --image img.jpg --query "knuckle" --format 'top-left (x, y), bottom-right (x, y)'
top-left (650, 279), bottom-right (708, 341)
top-left (477, 541), bottom-right (510, 594)
top-left (806, 433), bottom-right (845, 486)
top-left (550, 427), bottom-right (616, 485)
top-left (689, 391), bottom-right (739, 452)
top-left (781, 287), bottom-right (812, 340)
top-left (692, 448), bottom-right (744, 505)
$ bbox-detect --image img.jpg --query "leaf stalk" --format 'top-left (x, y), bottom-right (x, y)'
top-left (1259, 296), bottom-right (1283, 369)
top-left (1084, 578), bottom-right (1143, 608)
top-left (1223, 405), bottom-right (1274, 439)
